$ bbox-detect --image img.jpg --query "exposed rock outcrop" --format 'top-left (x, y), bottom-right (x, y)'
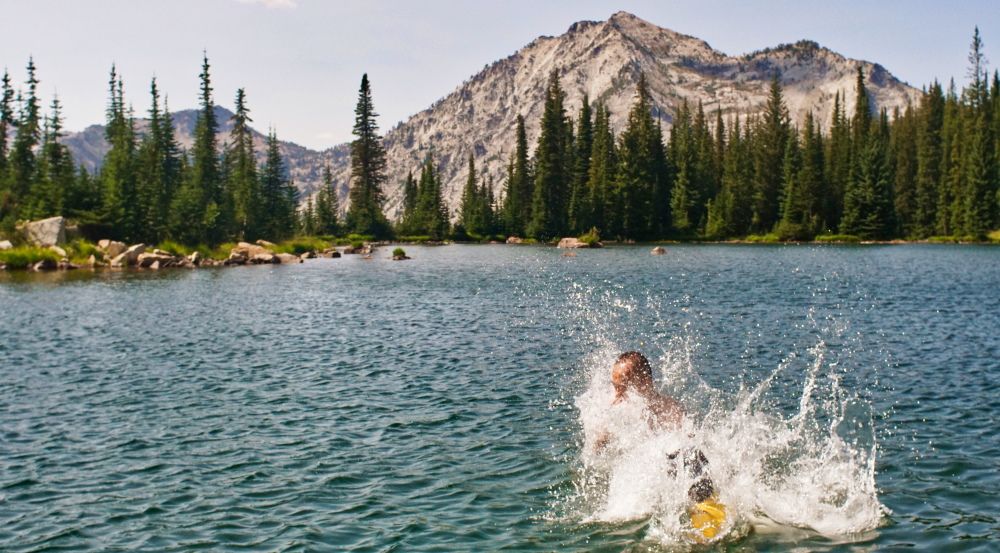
top-left (20, 217), bottom-right (66, 247)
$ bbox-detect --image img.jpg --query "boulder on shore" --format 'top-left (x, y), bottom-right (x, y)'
top-left (506, 236), bottom-right (524, 244)
top-left (137, 252), bottom-right (176, 268)
top-left (187, 251), bottom-right (202, 266)
top-left (276, 253), bottom-right (301, 264)
top-left (110, 244), bottom-right (147, 268)
top-left (256, 240), bottom-right (277, 248)
top-left (250, 252), bottom-right (277, 264)
top-left (651, 246), bottom-right (667, 255)
top-left (49, 245), bottom-right (67, 258)
top-left (557, 237), bottom-right (589, 249)
top-left (0, 240), bottom-right (12, 251)
top-left (231, 241), bottom-right (271, 259)
top-left (20, 216), bottom-right (66, 247)
top-left (98, 239), bottom-right (127, 258)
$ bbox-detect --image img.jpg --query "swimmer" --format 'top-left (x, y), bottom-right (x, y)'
top-left (595, 351), bottom-right (725, 541)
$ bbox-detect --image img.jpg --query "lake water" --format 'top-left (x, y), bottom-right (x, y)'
top-left (1, 244), bottom-right (998, 552)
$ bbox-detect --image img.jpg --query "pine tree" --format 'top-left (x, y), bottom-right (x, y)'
top-left (346, 73), bottom-right (389, 237)
top-left (586, 103), bottom-right (617, 236)
top-left (777, 114), bottom-right (826, 241)
top-left (28, 97), bottom-right (75, 219)
top-left (0, 70), bottom-right (14, 191)
top-left (501, 115), bottom-right (532, 236)
top-left (669, 100), bottom-right (697, 234)
top-left (937, 81), bottom-right (964, 235)
top-left (414, 154), bottom-right (448, 239)
top-left (135, 79), bottom-right (182, 243)
top-left (914, 82), bottom-right (944, 237)
top-left (259, 129), bottom-right (297, 241)
top-left (528, 70), bottom-right (569, 240)
top-left (171, 55), bottom-right (225, 244)
top-left (458, 152), bottom-right (481, 236)
top-left (961, 27), bottom-right (996, 238)
top-left (751, 74), bottom-right (790, 232)
top-left (315, 163), bottom-right (340, 236)
top-left (825, 91), bottom-right (851, 230)
top-left (891, 105), bottom-right (919, 236)
top-left (568, 96), bottom-right (593, 233)
top-left (225, 88), bottom-right (260, 240)
top-left (101, 67), bottom-right (140, 241)
top-left (842, 112), bottom-right (894, 239)
top-left (617, 73), bottom-right (664, 239)
top-left (9, 58), bottom-right (42, 219)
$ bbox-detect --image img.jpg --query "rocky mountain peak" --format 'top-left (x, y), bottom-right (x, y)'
top-left (61, 11), bottom-right (920, 222)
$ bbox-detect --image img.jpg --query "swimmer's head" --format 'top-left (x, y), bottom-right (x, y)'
top-left (612, 351), bottom-right (654, 399)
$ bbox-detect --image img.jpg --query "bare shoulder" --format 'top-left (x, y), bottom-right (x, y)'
top-left (649, 393), bottom-right (684, 428)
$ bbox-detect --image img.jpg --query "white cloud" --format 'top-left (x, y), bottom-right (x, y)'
top-left (235, 0), bottom-right (298, 9)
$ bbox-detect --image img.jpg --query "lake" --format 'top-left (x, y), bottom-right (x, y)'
top-left (1, 244), bottom-right (998, 552)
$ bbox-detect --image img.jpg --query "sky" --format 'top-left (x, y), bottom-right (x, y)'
top-left (1, 0), bottom-right (996, 150)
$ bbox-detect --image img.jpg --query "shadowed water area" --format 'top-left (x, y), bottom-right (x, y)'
top-left (1, 244), bottom-right (998, 552)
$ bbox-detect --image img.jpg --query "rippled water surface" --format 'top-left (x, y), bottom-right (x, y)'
top-left (1, 244), bottom-right (998, 552)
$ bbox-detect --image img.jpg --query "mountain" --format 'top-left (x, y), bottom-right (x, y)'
top-left (61, 11), bottom-right (921, 220)
top-left (61, 106), bottom-right (350, 200)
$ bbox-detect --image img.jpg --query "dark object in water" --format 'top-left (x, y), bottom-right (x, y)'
top-left (667, 448), bottom-right (715, 503)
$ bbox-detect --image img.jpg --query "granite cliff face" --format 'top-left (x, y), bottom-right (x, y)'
top-left (63, 11), bottom-right (920, 220)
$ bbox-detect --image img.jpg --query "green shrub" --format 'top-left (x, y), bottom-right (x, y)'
top-left (927, 235), bottom-right (960, 243)
top-left (988, 230), bottom-right (1000, 243)
top-left (745, 233), bottom-right (780, 243)
top-left (578, 227), bottom-right (601, 246)
top-left (65, 239), bottom-right (101, 263)
top-left (392, 247), bottom-right (406, 257)
top-left (0, 246), bottom-right (60, 269)
top-left (814, 234), bottom-right (861, 243)
top-left (274, 236), bottom-right (330, 255)
top-left (156, 240), bottom-right (192, 256)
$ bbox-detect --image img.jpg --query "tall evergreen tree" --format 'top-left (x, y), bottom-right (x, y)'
top-left (891, 105), bottom-right (919, 236)
top-left (28, 97), bottom-right (75, 219)
top-left (259, 129), bottom-right (297, 240)
top-left (842, 111), bottom-right (894, 239)
top-left (587, 104), bottom-right (617, 236)
top-left (345, 73), bottom-right (389, 237)
top-left (528, 70), bottom-right (569, 240)
top-left (501, 115), bottom-right (532, 236)
top-left (751, 74), bottom-right (790, 232)
top-left (0, 70), bottom-right (14, 190)
top-left (414, 154), bottom-right (449, 239)
top-left (101, 68), bottom-right (139, 241)
top-left (458, 152), bottom-right (482, 236)
top-left (914, 82), bottom-right (944, 237)
top-left (314, 163), bottom-right (340, 236)
top-left (568, 96), bottom-right (593, 233)
top-left (616, 73), bottom-right (666, 239)
top-left (9, 58), bottom-right (42, 218)
top-left (225, 88), bottom-right (260, 240)
top-left (171, 55), bottom-right (225, 244)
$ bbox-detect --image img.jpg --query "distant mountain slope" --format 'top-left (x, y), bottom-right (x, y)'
top-left (62, 11), bottom-right (920, 220)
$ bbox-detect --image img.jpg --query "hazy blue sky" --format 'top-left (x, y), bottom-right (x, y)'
top-left (1, 0), bottom-right (996, 149)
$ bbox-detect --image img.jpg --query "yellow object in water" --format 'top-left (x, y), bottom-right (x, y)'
top-left (689, 496), bottom-right (727, 543)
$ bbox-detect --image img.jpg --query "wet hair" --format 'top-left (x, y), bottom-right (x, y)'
top-left (617, 351), bottom-right (653, 381)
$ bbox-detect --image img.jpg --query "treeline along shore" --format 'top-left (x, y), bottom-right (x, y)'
top-left (1, 29), bottom-right (999, 272)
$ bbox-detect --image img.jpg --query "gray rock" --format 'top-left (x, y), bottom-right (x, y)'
top-left (21, 216), bottom-right (66, 246)
top-left (0, 240), bottom-right (12, 251)
top-left (255, 240), bottom-right (277, 248)
top-left (276, 253), bottom-right (301, 264)
top-left (250, 252), bottom-right (277, 264)
top-left (506, 236), bottom-right (523, 244)
top-left (187, 251), bottom-right (202, 266)
top-left (98, 239), bottom-right (127, 258)
top-left (651, 246), bottom-right (666, 255)
top-left (557, 237), bottom-right (587, 249)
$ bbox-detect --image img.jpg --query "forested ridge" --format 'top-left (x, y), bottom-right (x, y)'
top-left (1, 29), bottom-right (997, 246)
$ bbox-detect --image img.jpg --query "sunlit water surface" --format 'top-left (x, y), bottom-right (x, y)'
top-left (1, 244), bottom-right (998, 552)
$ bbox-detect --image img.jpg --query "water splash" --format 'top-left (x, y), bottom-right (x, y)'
top-left (556, 286), bottom-right (887, 546)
